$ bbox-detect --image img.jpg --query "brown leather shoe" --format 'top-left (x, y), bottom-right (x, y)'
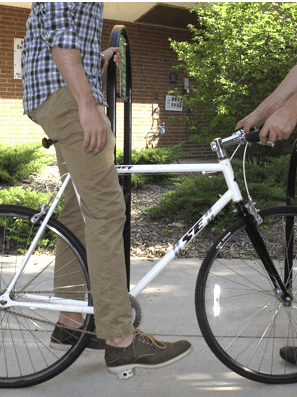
top-left (280, 346), bottom-right (297, 365)
top-left (50, 322), bottom-right (105, 351)
top-left (105, 329), bottom-right (192, 379)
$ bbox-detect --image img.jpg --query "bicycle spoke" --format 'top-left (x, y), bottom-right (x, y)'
top-left (196, 207), bottom-right (297, 384)
top-left (0, 206), bottom-right (92, 387)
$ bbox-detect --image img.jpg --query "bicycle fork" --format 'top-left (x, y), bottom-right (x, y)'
top-left (236, 201), bottom-right (293, 306)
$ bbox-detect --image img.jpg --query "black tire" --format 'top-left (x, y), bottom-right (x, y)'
top-left (196, 206), bottom-right (297, 384)
top-left (0, 205), bottom-right (93, 388)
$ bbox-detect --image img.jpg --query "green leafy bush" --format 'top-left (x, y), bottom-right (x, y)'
top-left (0, 187), bottom-right (64, 252)
top-left (146, 156), bottom-right (289, 234)
top-left (147, 174), bottom-right (233, 234)
top-left (0, 142), bottom-right (55, 185)
top-left (0, 212), bottom-right (55, 253)
top-left (0, 142), bottom-right (59, 251)
top-left (0, 186), bottom-right (63, 211)
top-left (116, 143), bottom-right (188, 188)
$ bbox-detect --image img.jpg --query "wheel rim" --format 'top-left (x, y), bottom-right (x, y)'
top-left (196, 207), bottom-right (297, 384)
top-left (0, 206), bottom-right (92, 387)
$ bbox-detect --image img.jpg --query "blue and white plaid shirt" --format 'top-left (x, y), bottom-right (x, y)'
top-left (22, 2), bottom-right (107, 114)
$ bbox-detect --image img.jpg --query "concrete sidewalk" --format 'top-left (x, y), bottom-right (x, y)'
top-left (3, 258), bottom-right (297, 397)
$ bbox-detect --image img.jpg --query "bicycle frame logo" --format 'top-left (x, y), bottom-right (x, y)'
top-left (184, 209), bottom-right (215, 243)
top-left (116, 165), bottom-right (133, 170)
top-left (215, 231), bottom-right (231, 251)
top-left (173, 209), bottom-right (215, 255)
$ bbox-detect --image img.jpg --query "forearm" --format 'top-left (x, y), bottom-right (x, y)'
top-left (51, 47), bottom-right (96, 108)
top-left (236, 65), bottom-right (297, 132)
top-left (259, 91), bottom-right (297, 142)
top-left (256, 65), bottom-right (297, 121)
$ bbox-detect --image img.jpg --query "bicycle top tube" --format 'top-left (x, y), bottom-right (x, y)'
top-left (116, 129), bottom-right (264, 175)
top-left (116, 163), bottom-right (223, 174)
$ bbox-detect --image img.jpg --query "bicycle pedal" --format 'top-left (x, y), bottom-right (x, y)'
top-left (116, 368), bottom-right (135, 380)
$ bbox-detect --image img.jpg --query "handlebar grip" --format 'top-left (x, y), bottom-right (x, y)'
top-left (245, 130), bottom-right (261, 143)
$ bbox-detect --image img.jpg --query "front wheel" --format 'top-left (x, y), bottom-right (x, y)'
top-left (196, 206), bottom-right (297, 384)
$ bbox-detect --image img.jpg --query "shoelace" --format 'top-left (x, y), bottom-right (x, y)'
top-left (134, 329), bottom-right (167, 351)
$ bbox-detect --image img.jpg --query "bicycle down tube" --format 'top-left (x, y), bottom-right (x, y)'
top-left (123, 157), bottom-right (243, 298)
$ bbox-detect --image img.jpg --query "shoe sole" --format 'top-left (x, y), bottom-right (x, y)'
top-left (107, 344), bottom-right (193, 375)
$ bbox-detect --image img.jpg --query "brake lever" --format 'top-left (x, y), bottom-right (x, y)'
top-left (256, 141), bottom-right (275, 147)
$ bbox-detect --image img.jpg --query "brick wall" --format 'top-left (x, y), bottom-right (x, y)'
top-left (0, 5), bottom-right (199, 156)
top-left (0, 5), bottom-right (44, 143)
top-left (101, 19), bottom-right (193, 152)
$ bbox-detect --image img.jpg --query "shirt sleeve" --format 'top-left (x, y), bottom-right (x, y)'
top-left (38, 2), bottom-right (80, 49)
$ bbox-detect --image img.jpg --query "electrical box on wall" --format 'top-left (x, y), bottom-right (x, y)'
top-left (165, 95), bottom-right (183, 112)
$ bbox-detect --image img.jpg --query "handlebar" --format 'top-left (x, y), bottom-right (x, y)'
top-left (243, 129), bottom-right (275, 147)
top-left (244, 129), bottom-right (261, 143)
top-left (211, 129), bottom-right (274, 157)
top-left (219, 129), bottom-right (274, 148)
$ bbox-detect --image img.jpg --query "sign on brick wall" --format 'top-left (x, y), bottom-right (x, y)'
top-left (165, 95), bottom-right (183, 112)
top-left (14, 38), bottom-right (23, 79)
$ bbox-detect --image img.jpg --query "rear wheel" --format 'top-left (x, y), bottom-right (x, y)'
top-left (0, 205), bottom-right (93, 388)
top-left (196, 206), bottom-right (297, 384)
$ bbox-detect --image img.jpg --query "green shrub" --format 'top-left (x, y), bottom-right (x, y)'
top-left (116, 144), bottom-right (188, 188)
top-left (146, 156), bottom-right (289, 234)
top-left (0, 186), bottom-right (63, 211)
top-left (0, 142), bottom-right (55, 185)
top-left (146, 174), bottom-right (233, 234)
top-left (0, 187), bottom-right (64, 252)
top-left (116, 143), bottom-right (187, 165)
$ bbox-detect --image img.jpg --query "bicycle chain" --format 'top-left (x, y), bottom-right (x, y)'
top-left (5, 307), bottom-right (97, 336)
top-left (6, 291), bottom-right (138, 336)
top-left (18, 290), bottom-right (88, 295)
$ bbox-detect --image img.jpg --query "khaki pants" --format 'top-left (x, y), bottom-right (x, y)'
top-left (29, 87), bottom-right (134, 340)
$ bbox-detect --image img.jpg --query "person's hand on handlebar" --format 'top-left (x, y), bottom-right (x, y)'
top-left (258, 98), bottom-right (297, 143)
top-left (236, 65), bottom-right (297, 143)
top-left (236, 94), bottom-right (297, 144)
top-left (235, 110), bottom-right (264, 137)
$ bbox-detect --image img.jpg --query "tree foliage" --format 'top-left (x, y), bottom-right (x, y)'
top-left (170, 2), bottom-right (297, 143)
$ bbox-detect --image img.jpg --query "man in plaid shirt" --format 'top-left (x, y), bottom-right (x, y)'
top-left (22, 2), bottom-right (191, 378)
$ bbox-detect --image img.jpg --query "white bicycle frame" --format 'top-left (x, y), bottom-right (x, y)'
top-left (117, 159), bottom-right (243, 297)
top-left (0, 156), bottom-right (244, 316)
top-left (3, 129), bottom-right (255, 316)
